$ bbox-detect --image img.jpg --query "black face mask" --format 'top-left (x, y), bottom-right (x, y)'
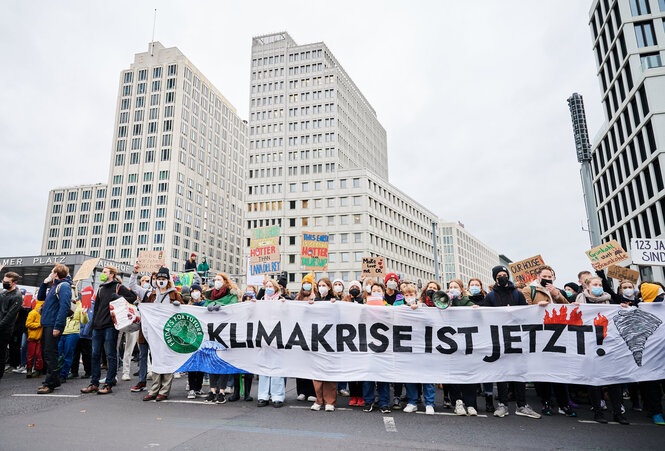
top-left (426, 289), bottom-right (435, 299)
top-left (540, 279), bottom-right (553, 287)
top-left (497, 276), bottom-right (509, 287)
top-left (349, 288), bottom-right (360, 297)
top-left (2, 282), bottom-right (11, 290)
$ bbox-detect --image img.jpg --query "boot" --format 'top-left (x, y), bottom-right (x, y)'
top-left (228, 374), bottom-right (241, 402)
top-left (243, 374), bottom-right (254, 401)
top-left (485, 394), bottom-right (495, 413)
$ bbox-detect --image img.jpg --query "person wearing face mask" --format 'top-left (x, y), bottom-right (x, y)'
top-left (331, 279), bottom-right (345, 301)
top-left (141, 267), bottom-right (182, 402)
top-left (129, 268), bottom-right (157, 393)
top-left (293, 274), bottom-right (317, 403)
top-left (312, 278), bottom-right (334, 303)
top-left (637, 282), bottom-right (665, 425)
top-left (419, 281), bottom-right (442, 307)
top-left (447, 279), bottom-right (474, 307)
top-left (574, 277), bottom-right (612, 304)
top-left (382, 273), bottom-right (407, 410)
top-left (344, 280), bottom-right (363, 304)
top-left (361, 277), bottom-right (377, 303)
top-left (362, 283), bottom-right (393, 414)
top-left (563, 283), bottom-right (580, 302)
top-left (204, 273), bottom-right (240, 309)
top-left (482, 266), bottom-right (540, 419)
top-left (57, 286), bottom-right (89, 383)
top-left (184, 284), bottom-right (206, 399)
top-left (467, 278), bottom-right (495, 413)
top-left (0, 272), bottom-right (23, 383)
top-left (242, 285), bottom-right (257, 302)
top-left (523, 266), bottom-right (568, 306)
top-left (309, 278), bottom-right (338, 412)
top-left (81, 266), bottom-right (136, 396)
top-left (256, 279), bottom-right (286, 407)
top-left (341, 280), bottom-right (364, 406)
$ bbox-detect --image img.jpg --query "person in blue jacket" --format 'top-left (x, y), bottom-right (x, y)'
top-left (36, 264), bottom-right (73, 394)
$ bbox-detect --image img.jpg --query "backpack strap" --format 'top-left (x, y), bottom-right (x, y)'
top-left (513, 289), bottom-right (520, 305)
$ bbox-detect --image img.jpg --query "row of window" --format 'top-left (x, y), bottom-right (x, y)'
top-left (602, 199), bottom-right (665, 258)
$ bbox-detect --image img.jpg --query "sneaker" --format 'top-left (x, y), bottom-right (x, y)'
top-left (600, 399), bottom-right (607, 410)
top-left (187, 390), bottom-right (196, 399)
top-left (257, 399), bottom-right (269, 407)
top-left (392, 397), bottom-right (402, 410)
top-left (311, 403), bottom-right (322, 411)
top-left (454, 400), bottom-right (467, 416)
top-left (356, 398), bottom-right (365, 407)
top-left (442, 396), bottom-right (452, 409)
top-left (349, 397), bottom-right (358, 406)
top-left (130, 382), bottom-right (146, 392)
top-left (594, 411), bottom-right (608, 423)
top-left (173, 372), bottom-right (181, 379)
top-left (204, 392), bottom-right (216, 403)
top-left (307, 396), bottom-right (317, 402)
top-left (20, 368), bottom-right (27, 374)
top-left (541, 401), bottom-right (553, 416)
top-left (297, 394), bottom-right (306, 401)
top-left (363, 403), bottom-right (375, 412)
top-left (425, 405), bottom-right (435, 415)
top-left (224, 386), bottom-right (233, 394)
top-left (37, 385), bottom-right (54, 394)
top-left (516, 405), bottom-right (541, 419)
top-left (653, 413), bottom-right (665, 425)
top-left (324, 404), bottom-right (335, 412)
top-left (467, 406), bottom-right (478, 416)
top-left (380, 405), bottom-right (392, 414)
top-left (494, 403), bottom-right (509, 418)
top-left (12, 366), bottom-right (25, 374)
top-left (121, 374), bottom-right (131, 381)
top-left (273, 401), bottom-right (284, 408)
top-left (403, 403), bottom-right (418, 413)
top-left (614, 413), bottom-right (629, 425)
top-left (559, 405), bottom-right (577, 417)
top-left (339, 389), bottom-right (350, 397)
top-left (216, 393), bottom-right (227, 404)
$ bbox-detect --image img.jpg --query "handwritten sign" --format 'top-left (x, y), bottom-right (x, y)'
top-left (585, 240), bottom-right (630, 270)
top-left (362, 257), bottom-right (386, 279)
top-left (246, 257), bottom-right (266, 286)
top-left (301, 231), bottom-right (328, 270)
top-left (607, 265), bottom-right (640, 284)
top-left (137, 251), bottom-right (165, 273)
top-left (72, 257), bottom-right (101, 282)
top-left (630, 238), bottom-right (665, 266)
top-left (508, 255), bottom-right (545, 285)
top-left (249, 225), bottom-right (281, 275)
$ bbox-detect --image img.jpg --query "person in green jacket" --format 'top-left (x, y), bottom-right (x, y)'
top-left (197, 256), bottom-right (210, 284)
top-left (204, 273), bottom-right (239, 310)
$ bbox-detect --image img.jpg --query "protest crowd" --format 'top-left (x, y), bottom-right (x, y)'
top-left (1, 258), bottom-right (664, 426)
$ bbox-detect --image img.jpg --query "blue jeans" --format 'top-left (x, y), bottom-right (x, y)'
top-left (138, 342), bottom-right (149, 384)
top-left (363, 381), bottom-right (390, 407)
top-left (482, 382), bottom-right (494, 396)
top-left (20, 332), bottom-right (28, 367)
top-left (258, 375), bottom-right (285, 402)
top-left (406, 383), bottom-right (435, 407)
top-left (58, 333), bottom-right (80, 379)
top-left (91, 327), bottom-right (118, 387)
top-left (337, 382), bottom-right (348, 391)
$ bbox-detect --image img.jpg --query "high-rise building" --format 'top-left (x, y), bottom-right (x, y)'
top-left (41, 42), bottom-right (248, 275)
top-left (587, 0), bottom-right (665, 281)
top-left (246, 32), bottom-right (498, 290)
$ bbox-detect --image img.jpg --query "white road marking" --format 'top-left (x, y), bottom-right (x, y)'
top-left (160, 400), bottom-right (210, 404)
top-left (383, 416), bottom-right (397, 432)
top-left (12, 394), bottom-right (80, 398)
top-left (577, 420), bottom-right (654, 426)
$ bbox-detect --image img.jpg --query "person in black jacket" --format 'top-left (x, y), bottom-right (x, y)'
top-left (482, 266), bottom-right (541, 419)
top-left (0, 272), bottom-right (23, 382)
top-left (81, 266), bottom-right (136, 395)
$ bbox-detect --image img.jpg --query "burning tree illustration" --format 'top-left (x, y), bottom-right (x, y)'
top-left (613, 309), bottom-right (662, 366)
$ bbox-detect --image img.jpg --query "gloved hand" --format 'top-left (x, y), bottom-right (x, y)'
top-left (172, 300), bottom-right (181, 306)
top-left (207, 304), bottom-right (215, 312)
top-left (212, 305), bottom-right (221, 312)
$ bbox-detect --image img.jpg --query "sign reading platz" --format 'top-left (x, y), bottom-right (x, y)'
top-left (585, 240), bottom-right (630, 270)
top-left (606, 265), bottom-right (640, 284)
top-left (250, 225), bottom-right (281, 275)
top-left (509, 255), bottom-right (544, 284)
top-left (362, 257), bottom-right (386, 279)
top-left (630, 238), bottom-right (665, 266)
top-left (301, 231), bottom-right (328, 270)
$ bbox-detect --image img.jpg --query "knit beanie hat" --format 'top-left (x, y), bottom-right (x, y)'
top-left (302, 273), bottom-right (314, 286)
top-left (190, 283), bottom-right (202, 293)
top-left (564, 282), bottom-right (580, 293)
top-left (156, 266), bottom-right (170, 280)
top-left (349, 280), bottom-right (362, 290)
top-left (492, 265), bottom-right (509, 281)
top-left (333, 278), bottom-right (344, 288)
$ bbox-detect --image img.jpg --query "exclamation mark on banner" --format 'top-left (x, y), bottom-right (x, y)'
top-left (595, 325), bottom-right (605, 356)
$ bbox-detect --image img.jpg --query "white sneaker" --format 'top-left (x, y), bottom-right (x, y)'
top-left (515, 405), bottom-right (541, 419)
top-left (174, 372), bottom-right (181, 379)
top-left (12, 366), bottom-right (25, 374)
top-left (325, 404), bottom-right (335, 412)
top-left (187, 390), bottom-right (196, 399)
top-left (494, 403), bottom-right (509, 418)
top-left (224, 387), bottom-right (233, 394)
top-left (122, 374), bottom-right (131, 381)
top-left (339, 389), bottom-right (350, 397)
top-left (307, 396), bottom-right (317, 402)
top-left (454, 400), bottom-right (467, 416)
top-left (467, 406), bottom-right (478, 416)
top-left (297, 394), bottom-right (306, 401)
top-left (425, 405), bottom-right (435, 415)
top-left (311, 403), bottom-right (322, 411)
top-left (403, 403), bottom-right (418, 413)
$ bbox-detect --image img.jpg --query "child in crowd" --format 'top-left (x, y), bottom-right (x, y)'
top-left (294, 275), bottom-right (317, 402)
top-left (257, 279), bottom-right (286, 408)
top-left (362, 283), bottom-right (392, 414)
top-left (25, 300), bottom-right (44, 378)
top-left (58, 291), bottom-right (89, 382)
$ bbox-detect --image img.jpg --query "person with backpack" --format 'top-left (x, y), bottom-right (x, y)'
top-left (35, 264), bottom-right (72, 394)
top-left (482, 265), bottom-right (541, 419)
top-left (57, 289), bottom-right (89, 382)
top-left (81, 265), bottom-right (136, 395)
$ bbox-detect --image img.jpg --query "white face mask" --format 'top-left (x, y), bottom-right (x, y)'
top-left (151, 280), bottom-right (157, 288)
top-left (214, 281), bottom-right (223, 290)
top-left (142, 282), bottom-right (151, 290)
top-left (156, 279), bottom-right (168, 288)
top-left (191, 291), bottom-right (201, 300)
top-left (386, 281), bottom-right (398, 290)
top-left (405, 296), bottom-right (417, 305)
top-left (622, 288), bottom-right (635, 298)
top-left (318, 286), bottom-right (329, 296)
top-left (365, 285), bottom-right (372, 294)
top-left (333, 285), bottom-right (343, 293)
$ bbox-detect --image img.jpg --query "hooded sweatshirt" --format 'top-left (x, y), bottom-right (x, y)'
top-left (26, 301), bottom-right (44, 341)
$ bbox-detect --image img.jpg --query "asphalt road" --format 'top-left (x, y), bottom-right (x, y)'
top-left (0, 370), bottom-right (662, 450)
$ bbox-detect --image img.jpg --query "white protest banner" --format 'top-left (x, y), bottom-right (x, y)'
top-left (630, 238), bottom-right (665, 266)
top-left (139, 302), bottom-right (665, 384)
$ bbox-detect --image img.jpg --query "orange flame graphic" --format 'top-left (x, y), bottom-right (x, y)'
top-left (594, 313), bottom-right (608, 338)
top-left (543, 306), bottom-right (583, 325)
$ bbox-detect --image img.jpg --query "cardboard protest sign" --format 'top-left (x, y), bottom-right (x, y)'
top-left (246, 257), bottom-right (266, 286)
top-left (301, 231), bottom-right (328, 270)
top-left (630, 238), bottom-right (665, 266)
top-left (249, 225), bottom-right (281, 275)
top-left (607, 265), bottom-right (640, 284)
top-left (362, 257), bottom-right (386, 279)
top-left (137, 251), bottom-right (166, 273)
top-left (586, 240), bottom-right (630, 270)
top-left (508, 255), bottom-right (545, 285)
top-left (72, 257), bottom-right (100, 282)
top-left (80, 286), bottom-right (94, 310)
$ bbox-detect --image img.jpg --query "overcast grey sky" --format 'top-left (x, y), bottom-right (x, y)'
top-left (0, 0), bottom-right (605, 285)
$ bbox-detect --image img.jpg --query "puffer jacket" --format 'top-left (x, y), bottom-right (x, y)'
top-left (26, 301), bottom-right (44, 341)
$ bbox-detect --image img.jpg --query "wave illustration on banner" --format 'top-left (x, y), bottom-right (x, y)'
top-left (175, 340), bottom-right (248, 374)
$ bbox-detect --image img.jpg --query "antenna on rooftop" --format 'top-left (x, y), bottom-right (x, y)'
top-left (150, 9), bottom-right (157, 56)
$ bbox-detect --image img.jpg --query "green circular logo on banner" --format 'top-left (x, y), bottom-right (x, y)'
top-left (163, 312), bottom-right (204, 354)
